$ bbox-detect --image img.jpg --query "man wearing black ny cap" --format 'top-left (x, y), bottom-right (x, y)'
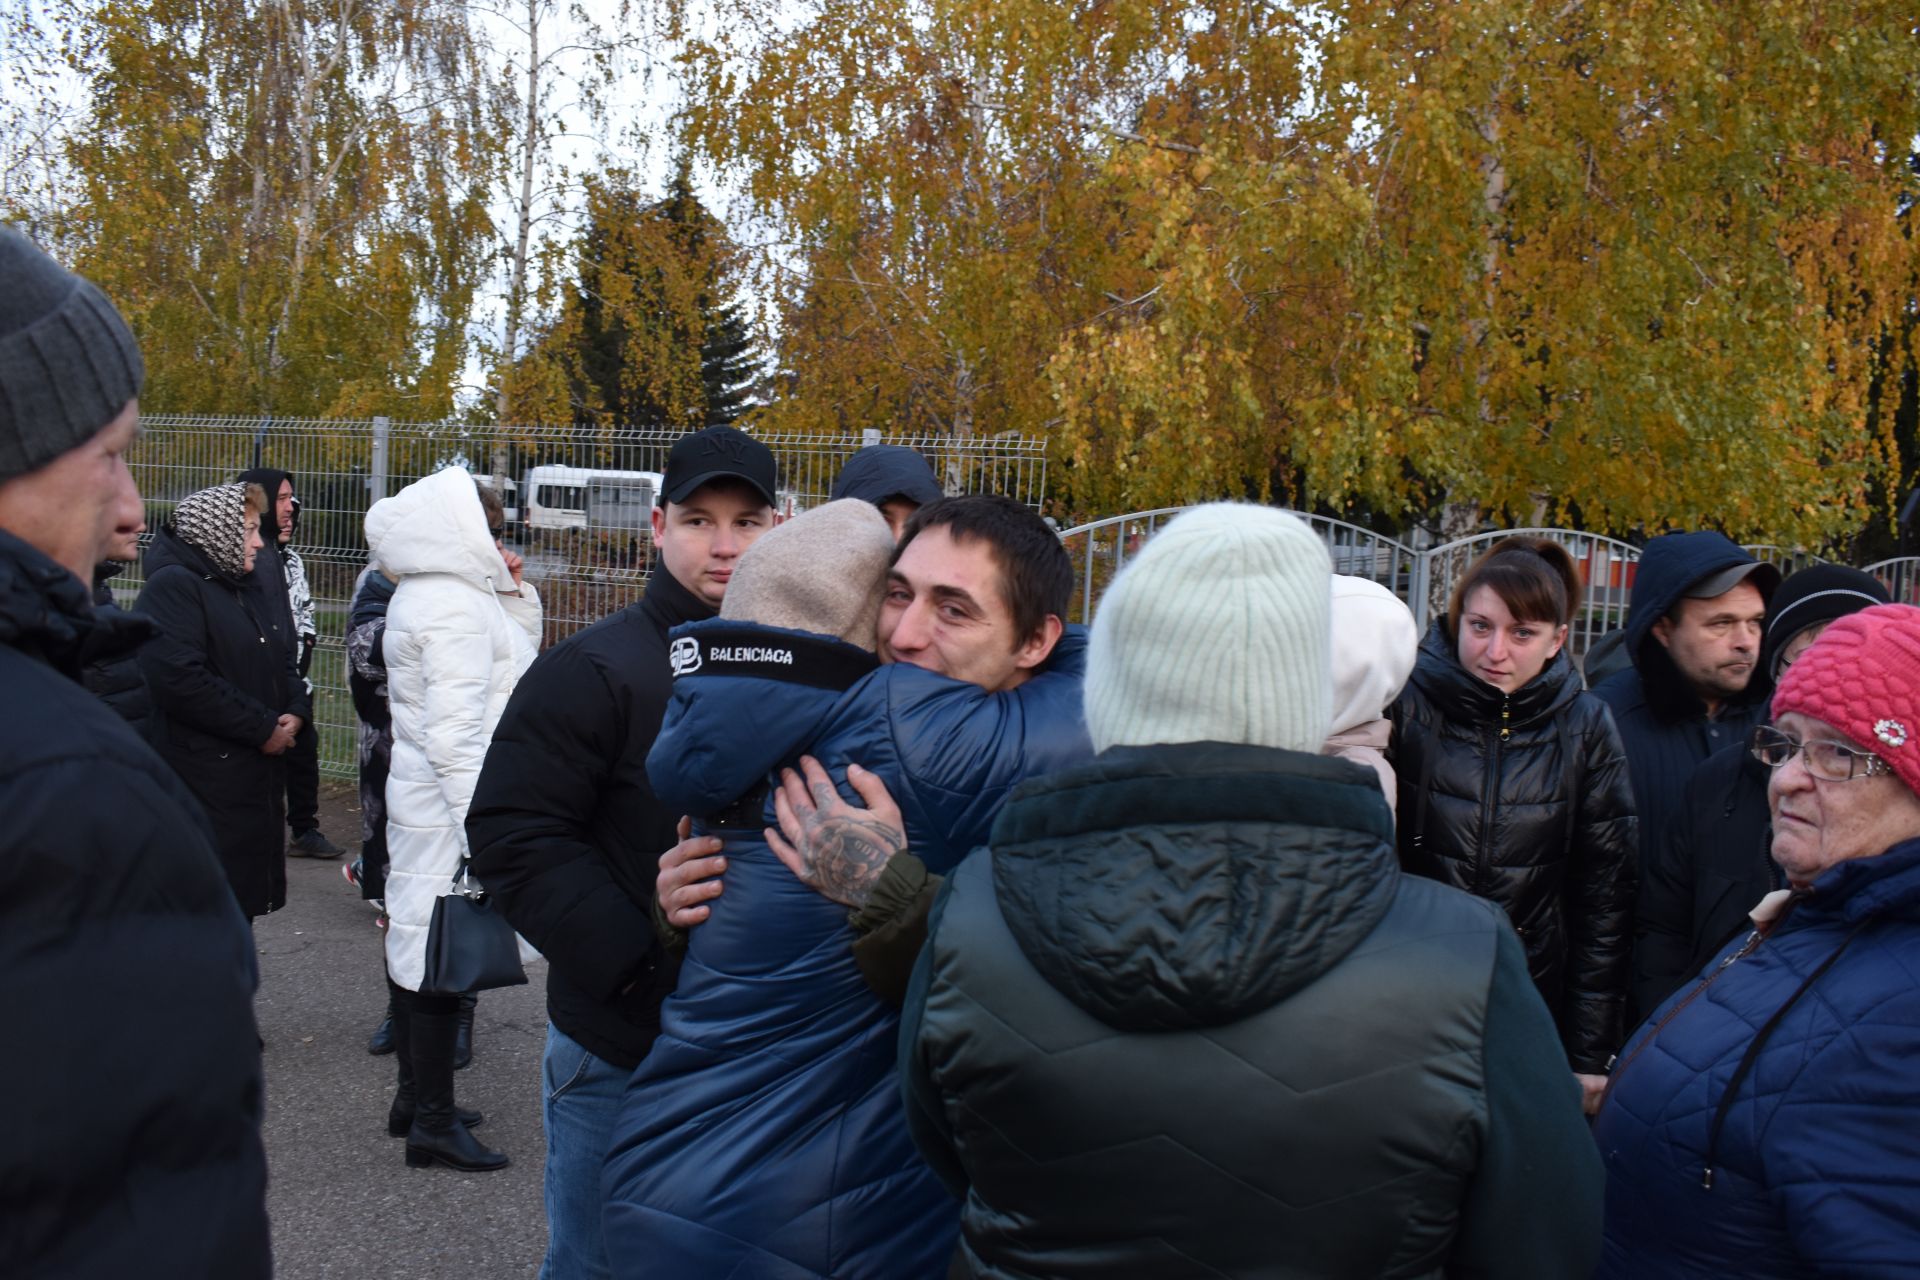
top-left (0, 225), bottom-right (269, 1275)
top-left (467, 425), bottom-right (776, 1279)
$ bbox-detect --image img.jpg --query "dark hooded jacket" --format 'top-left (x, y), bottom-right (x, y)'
top-left (81, 564), bottom-right (157, 741)
top-left (902, 743), bottom-right (1602, 1279)
top-left (1391, 623), bottom-right (1638, 1071)
top-left (0, 529), bottom-right (269, 1278)
top-left (234, 467), bottom-right (301, 669)
top-left (1596, 838), bottom-right (1920, 1278)
top-left (1634, 738), bottom-right (1778, 1014)
top-left (467, 566), bottom-right (715, 1069)
top-left (829, 444), bottom-right (943, 509)
top-left (601, 619), bottom-right (1091, 1280)
top-left (137, 524), bottom-right (309, 917)
top-left (1591, 534), bottom-right (1778, 885)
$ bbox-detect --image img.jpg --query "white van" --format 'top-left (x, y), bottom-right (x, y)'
top-left (522, 464), bottom-right (664, 540)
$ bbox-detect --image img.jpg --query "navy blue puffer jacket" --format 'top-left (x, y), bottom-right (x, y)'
top-left (601, 620), bottom-right (1091, 1280)
top-left (1594, 837), bottom-right (1920, 1278)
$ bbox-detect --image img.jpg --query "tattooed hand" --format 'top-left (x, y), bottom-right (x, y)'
top-left (766, 756), bottom-right (906, 909)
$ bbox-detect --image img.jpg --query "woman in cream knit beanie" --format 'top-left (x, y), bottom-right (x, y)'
top-left (719, 499), bottom-right (895, 649)
top-left (1084, 503), bottom-right (1332, 754)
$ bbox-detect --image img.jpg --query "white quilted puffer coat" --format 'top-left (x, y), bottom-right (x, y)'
top-left (367, 466), bottom-right (542, 991)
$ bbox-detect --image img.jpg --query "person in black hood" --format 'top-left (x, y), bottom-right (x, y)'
top-left (1590, 532), bottom-right (1779, 883)
top-left (138, 482), bottom-right (311, 920)
top-left (1392, 537), bottom-right (1637, 1107)
top-left (829, 443), bottom-right (943, 539)
top-left (237, 465), bottom-right (342, 858)
top-left (1633, 563), bottom-right (1891, 1013)
top-left (0, 224), bottom-right (268, 1276)
top-left (903, 505), bottom-right (1601, 1279)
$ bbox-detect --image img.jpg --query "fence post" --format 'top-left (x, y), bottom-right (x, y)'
top-left (861, 427), bottom-right (882, 447)
top-left (369, 416), bottom-right (390, 504)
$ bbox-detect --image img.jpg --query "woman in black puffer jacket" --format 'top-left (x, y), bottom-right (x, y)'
top-left (138, 483), bottom-right (310, 920)
top-left (1392, 538), bottom-right (1637, 1108)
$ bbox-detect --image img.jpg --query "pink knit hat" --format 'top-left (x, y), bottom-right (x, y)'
top-left (1772, 603), bottom-right (1920, 794)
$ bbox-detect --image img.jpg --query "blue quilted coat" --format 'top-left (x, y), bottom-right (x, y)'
top-left (601, 619), bottom-right (1090, 1280)
top-left (1593, 836), bottom-right (1920, 1278)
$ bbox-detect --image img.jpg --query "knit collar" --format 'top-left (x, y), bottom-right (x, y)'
top-left (1408, 619), bottom-right (1581, 729)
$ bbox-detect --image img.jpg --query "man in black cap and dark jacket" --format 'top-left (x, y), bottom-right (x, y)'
top-left (468, 425), bottom-right (777, 1279)
top-left (0, 225), bottom-right (269, 1277)
top-left (1633, 563), bottom-right (1892, 1012)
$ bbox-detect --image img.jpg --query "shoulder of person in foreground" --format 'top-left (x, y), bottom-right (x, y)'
top-left (0, 683), bottom-right (268, 1272)
top-left (1448, 910), bottom-right (1605, 1279)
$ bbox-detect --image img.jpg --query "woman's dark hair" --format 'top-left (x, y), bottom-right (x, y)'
top-left (474, 478), bottom-right (505, 529)
top-left (1447, 537), bottom-right (1583, 637)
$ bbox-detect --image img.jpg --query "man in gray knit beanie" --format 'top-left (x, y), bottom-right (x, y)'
top-left (0, 225), bottom-right (272, 1274)
top-left (0, 223), bottom-right (147, 581)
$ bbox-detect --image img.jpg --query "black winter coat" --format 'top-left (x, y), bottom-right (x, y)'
top-left (81, 568), bottom-right (157, 742)
top-left (137, 527), bottom-right (310, 918)
top-left (468, 567), bottom-right (712, 1069)
top-left (1392, 624), bottom-right (1638, 1071)
top-left (902, 743), bottom-right (1603, 1279)
top-left (1633, 738), bottom-right (1778, 1014)
top-left (0, 530), bottom-right (268, 1278)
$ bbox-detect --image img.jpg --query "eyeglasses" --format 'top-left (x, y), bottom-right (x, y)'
top-left (488, 525), bottom-right (505, 539)
top-left (1750, 725), bottom-right (1894, 782)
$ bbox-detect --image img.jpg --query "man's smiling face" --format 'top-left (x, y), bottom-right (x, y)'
top-left (878, 525), bottom-right (1051, 692)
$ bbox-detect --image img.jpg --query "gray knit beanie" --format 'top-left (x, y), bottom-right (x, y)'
top-left (1085, 503), bottom-right (1333, 754)
top-left (720, 498), bottom-right (896, 650)
top-left (0, 225), bottom-right (145, 480)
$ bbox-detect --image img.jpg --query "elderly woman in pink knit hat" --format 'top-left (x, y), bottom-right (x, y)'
top-left (1594, 602), bottom-right (1920, 1278)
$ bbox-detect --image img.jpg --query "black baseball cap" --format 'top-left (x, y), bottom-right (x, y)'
top-left (663, 426), bottom-right (778, 507)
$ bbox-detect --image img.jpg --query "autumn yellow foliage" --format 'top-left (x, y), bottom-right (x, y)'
top-left (674, 0), bottom-right (1920, 542)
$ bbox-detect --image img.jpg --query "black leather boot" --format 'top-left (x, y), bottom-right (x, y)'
top-left (402, 1006), bottom-right (508, 1172)
top-left (367, 995), bottom-right (395, 1056)
top-left (386, 1000), bottom-right (480, 1137)
top-left (453, 992), bottom-right (476, 1070)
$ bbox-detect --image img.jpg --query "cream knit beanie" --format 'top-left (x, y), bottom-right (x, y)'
top-left (719, 498), bottom-right (896, 650)
top-left (1085, 503), bottom-right (1332, 753)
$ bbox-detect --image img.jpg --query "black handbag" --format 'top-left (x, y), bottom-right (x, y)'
top-left (419, 861), bottom-right (528, 994)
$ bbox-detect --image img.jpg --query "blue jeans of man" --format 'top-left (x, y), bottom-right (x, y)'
top-left (539, 1024), bottom-right (628, 1280)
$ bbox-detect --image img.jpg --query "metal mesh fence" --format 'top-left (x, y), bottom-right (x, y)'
top-left (109, 416), bottom-right (1049, 777)
top-left (1060, 514), bottom-right (1851, 672)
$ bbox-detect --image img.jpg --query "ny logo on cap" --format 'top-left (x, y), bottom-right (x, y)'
top-left (698, 433), bottom-right (747, 463)
top-left (669, 636), bottom-right (702, 677)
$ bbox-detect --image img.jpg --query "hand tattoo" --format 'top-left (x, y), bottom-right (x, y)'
top-left (794, 780), bottom-right (906, 909)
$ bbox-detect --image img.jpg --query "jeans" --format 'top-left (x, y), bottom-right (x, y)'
top-left (539, 1024), bottom-right (627, 1280)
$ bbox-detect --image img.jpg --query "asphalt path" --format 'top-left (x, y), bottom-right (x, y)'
top-left (257, 784), bottom-right (550, 1278)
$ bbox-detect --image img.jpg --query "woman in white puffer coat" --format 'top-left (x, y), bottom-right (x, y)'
top-left (365, 466), bottom-right (541, 1172)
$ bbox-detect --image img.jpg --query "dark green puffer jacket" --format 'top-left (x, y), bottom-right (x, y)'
top-left (901, 741), bottom-right (1602, 1280)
